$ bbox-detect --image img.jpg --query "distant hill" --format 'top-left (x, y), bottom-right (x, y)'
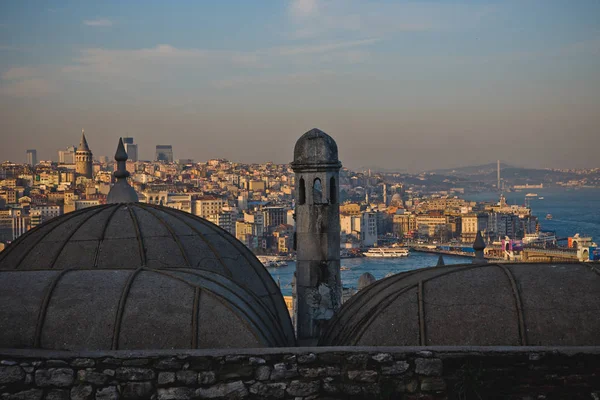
top-left (429, 163), bottom-right (512, 176)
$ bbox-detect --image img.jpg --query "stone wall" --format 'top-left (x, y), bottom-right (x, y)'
top-left (1, 347), bottom-right (599, 400)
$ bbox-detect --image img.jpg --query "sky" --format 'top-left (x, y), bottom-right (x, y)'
top-left (0, 0), bottom-right (599, 171)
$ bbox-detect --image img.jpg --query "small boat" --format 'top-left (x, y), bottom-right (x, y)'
top-left (538, 197), bottom-right (544, 200)
top-left (546, 214), bottom-right (553, 220)
top-left (340, 266), bottom-right (350, 271)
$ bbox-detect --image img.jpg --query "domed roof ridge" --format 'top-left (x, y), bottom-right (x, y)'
top-left (0, 202), bottom-right (295, 347)
top-left (0, 204), bottom-right (114, 269)
top-left (321, 262), bottom-right (600, 347)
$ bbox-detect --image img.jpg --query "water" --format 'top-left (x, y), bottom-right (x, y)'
top-left (268, 253), bottom-right (471, 296)
top-left (267, 188), bottom-right (600, 296)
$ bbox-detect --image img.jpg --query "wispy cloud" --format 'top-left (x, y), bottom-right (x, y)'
top-left (290, 0), bottom-right (319, 18)
top-left (0, 66), bottom-right (58, 98)
top-left (62, 39), bottom-right (378, 84)
top-left (0, 78), bottom-right (56, 98)
top-left (213, 70), bottom-right (336, 89)
top-left (2, 66), bottom-right (42, 80)
top-left (83, 18), bottom-right (113, 27)
top-left (276, 38), bottom-right (379, 56)
top-left (287, 0), bottom-right (497, 39)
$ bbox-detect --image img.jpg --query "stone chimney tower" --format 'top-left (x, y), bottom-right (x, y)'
top-left (291, 128), bottom-right (342, 344)
top-left (75, 129), bottom-right (93, 179)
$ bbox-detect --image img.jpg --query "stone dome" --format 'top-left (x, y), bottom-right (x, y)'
top-left (292, 128), bottom-right (340, 167)
top-left (320, 262), bottom-right (600, 347)
top-left (0, 203), bottom-right (295, 350)
top-left (357, 272), bottom-right (376, 290)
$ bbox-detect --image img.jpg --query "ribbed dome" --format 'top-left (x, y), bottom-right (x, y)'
top-left (320, 263), bottom-right (600, 347)
top-left (0, 203), bottom-right (295, 349)
top-left (390, 193), bottom-right (402, 205)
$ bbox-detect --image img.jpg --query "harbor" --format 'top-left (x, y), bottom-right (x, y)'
top-left (268, 251), bottom-right (472, 296)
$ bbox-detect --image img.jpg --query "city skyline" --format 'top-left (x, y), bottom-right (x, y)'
top-left (1, 0), bottom-right (599, 170)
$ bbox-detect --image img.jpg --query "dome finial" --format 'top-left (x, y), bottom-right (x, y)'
top-left (107, 137), bottom-right (139, 203)
top-left (472, 231), bottom-right (487, 264)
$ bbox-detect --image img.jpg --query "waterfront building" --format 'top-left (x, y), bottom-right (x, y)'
top-left (416, 214), bottom-right (448, 237)
top-left (155, 145), bottom-right (173, 162)
top-left (461, 214), bottom-right (478, 243)
top-left (392, 212), bottom-right (416, 237)
top-left (360, 212), bottom-right (378, 246)
top-left (75, 130), bottom-right (93, 179)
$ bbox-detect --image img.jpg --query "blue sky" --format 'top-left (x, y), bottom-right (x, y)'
top-left (0, 0), bottom-right (599, 170)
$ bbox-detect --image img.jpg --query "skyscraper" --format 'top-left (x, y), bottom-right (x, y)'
top-left (75, 129), bottom-right (93, 178)
top-left (123, 137), bottom-right (138, 162)
top-left (155, 145), bottom-right (173, 163)
top-left (58, 146), bottom-right (76, 164)
top-left (26, 149), bottom-right (37, 167)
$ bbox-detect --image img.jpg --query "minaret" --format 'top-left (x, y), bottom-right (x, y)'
top-left (291, 128), bottom-right (342, 344)
top-left (383, 183), bottom-right (388, 206)
top-left (107, 138), bottom-right (139, 204)
top-left (75, 129), bottom-right (93, 178)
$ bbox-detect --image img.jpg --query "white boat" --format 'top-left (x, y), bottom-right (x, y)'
top-left (525, 193), bottom-right (538, 197)
top-left (363, 247), bottom-right (410, 258)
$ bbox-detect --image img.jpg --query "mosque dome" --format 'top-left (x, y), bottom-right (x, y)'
top-left (292, 128), bottom-right (340, 167)
top-left (320, 263), bottom-right (600, 347)
top-left (0, 203), bottom-right (295, 350)
top-left (390, 193), bottom-right (402, 205)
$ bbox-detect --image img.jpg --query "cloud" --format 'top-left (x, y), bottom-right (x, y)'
top-left (290, 0), bottom-right (319, 18)
top-left (212, 70), bottom-right (336, 89)
top-left (276, 38), bottom-right (379, 56)
top-left (2, 66), bottom-right (42, 80)
top-left (62, 39), bottom-right (378, 84)
top-left (0, 78), bottom-right (56, 98)
top-left (83, 18), bottom-right (113, 27)
top-left (287, 0), bottom-right (497, 39)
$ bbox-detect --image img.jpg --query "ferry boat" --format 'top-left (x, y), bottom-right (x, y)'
top-left (546, 214), bottom-right (553, 220)
top-left (363, 247), bottom-right (410, 258)
top-left (525, 193), bottom-right (538, 197)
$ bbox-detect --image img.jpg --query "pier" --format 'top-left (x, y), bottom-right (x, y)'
top-left (410, 245), bottom-right (584, 262)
